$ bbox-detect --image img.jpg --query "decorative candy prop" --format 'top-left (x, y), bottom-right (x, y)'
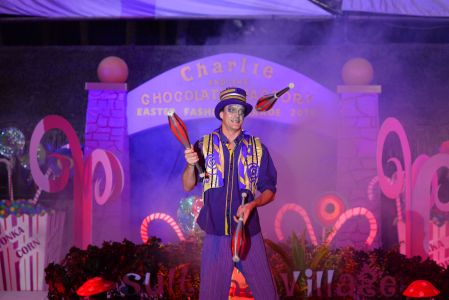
top-left (176, 196), bottom-right (203, 235)
top-left (377, 117), bottom-right (449, 259)
top-left (29, 115), bottom-right (124, 249)
top-left (274, 203), bottom-right (377, 246)
top-left (140, 212), bottom-right (185, 243)
top-left (0, 127), bottom-right (27, 203)
top-left (232, 192), bottom-right (248, 263)
top-left (0, 127), bottom-right (25, 159)
top-left (0, 207), bottom-right (65, 291)
top-left (325, 207), bottom-right (378, 246)
top-left (0, 127), bottom-right (67, 291)
top-left (315, 193), bottom-right (346, 227)
top-left (377, 118), bottom-right (414, 256)
top-left (275, 203), bottom-right (319, 245)
top-left (255, 83), bottom-right (294, 112)
top-left (0, 199), bottom-right (53, 217)
top-left (376, 172), bottom-right (408, 251)
top-left (17, 144), bottom-right (47, 171)
top-left (367, 176), bottom-right (379, 202)
top-left (0, 168), bottom-right (64, 292)
top-left (191, 196), bottom-right (204, 219)
top-left (367, 174), bottom-right (408, 254)
top-left (167, 110), bottom-right (205, 178)
top-left (30, 169), bottom-right (52, 205)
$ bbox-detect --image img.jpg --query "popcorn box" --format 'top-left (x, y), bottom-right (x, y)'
top-left (0, 211), bottom-right (65, 291)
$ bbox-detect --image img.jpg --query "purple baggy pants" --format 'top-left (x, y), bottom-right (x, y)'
top-left (199, 232), bottom-right (278, 300)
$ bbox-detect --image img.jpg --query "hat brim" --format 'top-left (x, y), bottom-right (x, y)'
top-left (214, 99), bottom-right (253, 120)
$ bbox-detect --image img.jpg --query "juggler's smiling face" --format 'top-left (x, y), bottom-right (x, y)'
top-left (220, 104), bottom-right (245, 132)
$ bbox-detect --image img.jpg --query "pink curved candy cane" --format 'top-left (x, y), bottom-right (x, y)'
top-left (140, 213), bottom-right (185, 242)
top-left (30, 115), bottom-right (124, 249)
top-left (31, 168), bottom-right (52, 205)
top-left (274, 203), bottom-right (318, 245)
top-left (367, 175), bottom-right (403, 220)
top-left (367, 176), bottom-right (378, 202)
top-left (325, 207), bottom-right (378, 246)
top-left (377, 117), bottom-right (412, 256)
top-left (368, 173), bottom-right (407, 252)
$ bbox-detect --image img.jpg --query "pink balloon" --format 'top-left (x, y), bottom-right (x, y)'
top-left (97, 56), bottom-right (128, 83)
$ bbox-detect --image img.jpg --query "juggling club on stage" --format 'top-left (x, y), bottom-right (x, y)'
top-left (255, 83), bottom-right (295, 112)
top-left (232, 192), bottom-right (248, 263)
top-left (167, 110), bottom-right (206, 179)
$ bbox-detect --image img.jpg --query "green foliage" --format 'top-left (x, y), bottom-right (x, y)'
top-left (291, 231), bottom-right (306, 270)
top-left (310, 244), bottom-right (330, 270)
top-left (264, 238), bottom-right (292, 267)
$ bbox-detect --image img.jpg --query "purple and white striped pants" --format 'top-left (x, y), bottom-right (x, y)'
top-left (200, 232), bottom-right (278, 300)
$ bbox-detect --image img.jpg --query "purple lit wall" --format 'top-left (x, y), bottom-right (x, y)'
top-left (84, 83), bottom-right (131, 245)
top-left (334, 85), bottom-right (381, 248)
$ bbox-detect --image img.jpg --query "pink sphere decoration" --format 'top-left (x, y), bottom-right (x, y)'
top-left (341, 57), bottom-right (374, 85)
top-left (97, 56), bottom-right (129, 83)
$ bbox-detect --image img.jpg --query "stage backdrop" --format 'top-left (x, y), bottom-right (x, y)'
top-left (127, 52), bottom-right (343, 244)
top-left (5, 44), bottom-right (449, 254)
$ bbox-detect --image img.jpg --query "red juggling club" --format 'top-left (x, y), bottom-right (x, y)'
top-left (232, 192), bottom-right (248, 263)
top-left (256, 83), bottom-right (295, 112)
top-left (167, 110), bottom-right (205, 178)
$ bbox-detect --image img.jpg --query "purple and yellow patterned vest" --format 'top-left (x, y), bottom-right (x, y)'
top-left (202, 130), bottom-right (263, 196)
